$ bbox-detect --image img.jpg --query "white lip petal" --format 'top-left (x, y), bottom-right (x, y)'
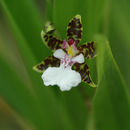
top-left (42, 49), bottom-right (84, 91)
top-left (42, 66), bottom-right (81, 91)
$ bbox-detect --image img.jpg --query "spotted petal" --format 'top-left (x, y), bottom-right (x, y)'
top-left (33, 56), bottom-right (60, 73)
top-left (41, 22), bottom-right (63, 52)
top-left (67, 15), bottom-right (82, 45)
top-left (73, 63), bottom-right (96, 87)
top-left (77, 41), bottom-right (96, 59)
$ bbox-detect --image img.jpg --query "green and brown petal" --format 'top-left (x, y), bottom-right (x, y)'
top-left (33, 55), bottom-right (60, 73)
top-left (77, 41), bottom-right (96, 59)
top-left (41, 22), bottom-right (63, 52)
top-left (73, 63), bottom-right (96, 87)
top-left (67, 15), bottom-right (82, 45)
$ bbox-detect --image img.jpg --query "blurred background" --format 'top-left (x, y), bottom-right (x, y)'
top-left (0, 0), bottom-right (130, 130)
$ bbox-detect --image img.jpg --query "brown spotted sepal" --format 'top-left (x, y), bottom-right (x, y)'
top-left (67, 15), bottom-right (82, 45)
top-left (41, 22), bottom-right (63, 52)
top-left (33, 56), bottom-right (60, 73)
top-left (77, 41), bottom-right (96, 59)
top-left (73, 63), bottom-right (96, 87)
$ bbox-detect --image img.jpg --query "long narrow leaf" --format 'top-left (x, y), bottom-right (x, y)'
top-left (93, 35), bottom-right (130, 130)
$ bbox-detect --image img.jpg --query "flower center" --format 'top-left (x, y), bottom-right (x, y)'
top-left (62, 39), bottom-right (78, 57)
top-left (67, 46), bottom-right (75, 57)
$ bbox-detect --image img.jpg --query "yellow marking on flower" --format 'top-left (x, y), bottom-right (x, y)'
top-left (67, 46), bottom-right (74, 57)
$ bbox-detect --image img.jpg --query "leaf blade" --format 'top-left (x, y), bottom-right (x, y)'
top-left (93, 35), bottom-right (130, 130)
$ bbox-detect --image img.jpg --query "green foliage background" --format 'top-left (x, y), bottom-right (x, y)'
top-left (0, 0), bottom-right (130, 130)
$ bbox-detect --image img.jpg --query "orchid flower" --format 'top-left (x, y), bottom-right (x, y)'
top-left (33, 15), bottom-right (96, 91)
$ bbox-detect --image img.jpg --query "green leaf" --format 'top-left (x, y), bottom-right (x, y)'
top-left (45, 0), bottom-right (53, 21)
top-left (1, 0), bottom-right (48, 60)
top-left (0, 57), bottom-right (46, 129)
top-left (108, 0), bottom-right (130, 91)
top-left (93, 35), bottom-right (130, 130)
